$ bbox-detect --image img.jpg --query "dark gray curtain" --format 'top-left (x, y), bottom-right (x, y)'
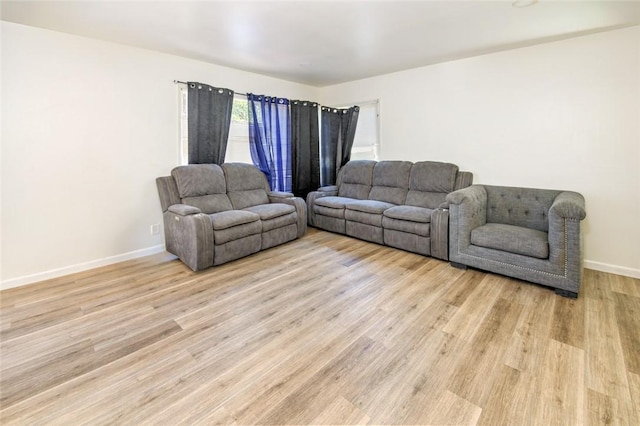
top-left (320, 106), bottom-right (359, 186)
top-left (187, 82), bottom-right (234, 164)
top-left (291, 100), bottom-right (320, 198)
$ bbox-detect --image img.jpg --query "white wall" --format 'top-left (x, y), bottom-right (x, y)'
top-left (1, 22), bottom-right (318, 288)
top-left (320, 26), bottom-right (640, 278)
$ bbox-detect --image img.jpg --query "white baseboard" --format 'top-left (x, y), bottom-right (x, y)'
top-left (584, 260), bottom-right (640, 279)
top-left (1, 245), bottom-right (166, 291)
top-left (3, 249), bottom-right (636, 291)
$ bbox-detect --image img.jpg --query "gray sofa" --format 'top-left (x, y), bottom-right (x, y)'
top-left (306, 160), bottom-right (473, 260)
top-left (156, 163), bottom-right (307, 271)
top-left (446, 185), bottom-right (586, 297)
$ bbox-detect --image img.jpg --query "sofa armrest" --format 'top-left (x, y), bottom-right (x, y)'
top-left (318, 185), bottom-right (338, 196)
top-left (163, 210), bottom-right (213, 271)
top-left (549, 192), bottom-right (586, 221)
top-left (306, 190), bottom-right (330, 227)
top-left (270, 196), bottom-right (307, 237)
top-left (431, 208), bottom-right (450, 261)
top-left (168, 204), bottom-right (202, 216)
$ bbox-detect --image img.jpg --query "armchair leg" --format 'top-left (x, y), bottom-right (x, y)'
top-left (555, 288), bottom-right (578, 299)
top-left (450, 262), bottom-right (468, 270)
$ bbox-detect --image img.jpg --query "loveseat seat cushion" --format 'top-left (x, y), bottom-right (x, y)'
top-left (471, 223), bottom-right (549, 259)
top-left (209, 210), bottom-right (260, 231)
top-left (209, 210), bottom-right (262, 245)
top-left (383, 205), bottom-right (432, 223)
top-left (244, 203), bottom-right (296, 220)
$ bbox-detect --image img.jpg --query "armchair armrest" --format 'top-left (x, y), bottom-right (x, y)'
top-left (446, 186), bottom-right (488, 255)
top-left (549, 192), bottom-right (586, 221)
top-left (168, 204), bottom-right (202, 216)
top-left (446, 185), bottom-right (487, 207)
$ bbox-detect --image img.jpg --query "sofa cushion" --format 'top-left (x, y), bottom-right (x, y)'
top-left (405, 192), bottom-right (448, 210)
top-left (404, 162), bottom-right (459, 209)
top-left (244, 203), bottom-right (296, 220)
top-left (314, 196), bottom-right (357, 209)
top-left (345, 199), bottom-right (396, 215)
top-left (368, 161), bottom-right (411, 205)
top-left (382, 216), bottom-right (430, 237)
top-left (409, 161), bottom-right (459, 193)
top-left (172, 164), bottom-right (227, 198)
top-left (337, 161), bottom-right (375, 199)
top-left (383, 205), bottom-right (432, 223)
top-left (345, 209), bottom-right (384, 227)
top-left (471, 223), bottom-right (549, 259)
top-left (208, 210), bottom-right (260, 231)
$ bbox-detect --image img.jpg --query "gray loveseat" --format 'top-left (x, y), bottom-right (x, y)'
top-left (306, 160), bottom-right (473, 260)
top-left (446, 185), bottom-right (586, 297)
top-left (156, 163), bottom-right (306, 271)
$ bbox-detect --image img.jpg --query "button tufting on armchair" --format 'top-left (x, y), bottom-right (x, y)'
top-left (446, 185), bottom-right (586, 298)
top-left (156, 163), bottom-right (306, 271)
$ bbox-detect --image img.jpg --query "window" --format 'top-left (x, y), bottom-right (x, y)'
top-left (178, 87), bottom-right (252, 165)
top-left (226, 97), bottom-right (252, 163)
top-left (334, 100), bottom-right (380, 161)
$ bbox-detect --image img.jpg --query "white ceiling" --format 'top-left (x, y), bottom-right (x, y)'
top-left (2, 1), bottom-right (639, 87)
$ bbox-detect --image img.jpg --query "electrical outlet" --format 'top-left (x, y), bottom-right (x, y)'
top-left (150, 224), bottom-right (161, 235)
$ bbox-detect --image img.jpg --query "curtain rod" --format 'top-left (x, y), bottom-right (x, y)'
top-left (173, 79), bottom-right (362, 108)
top-left (173, 80), bottom-right (248, 97)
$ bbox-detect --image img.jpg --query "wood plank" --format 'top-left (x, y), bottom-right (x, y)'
top-left (0, 229), bottom-right (638, 425)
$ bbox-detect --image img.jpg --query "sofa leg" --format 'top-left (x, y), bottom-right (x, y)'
top-left (555, 288), bottom-right (578, 299)
top-left (450, 262), bottom-right (468, 270)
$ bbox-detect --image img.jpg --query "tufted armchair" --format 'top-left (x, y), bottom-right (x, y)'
top-left (446, 185), bottom-right (586, 297)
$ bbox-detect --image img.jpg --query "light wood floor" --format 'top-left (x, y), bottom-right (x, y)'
top-left (1, 229), bottom-right (639, 425)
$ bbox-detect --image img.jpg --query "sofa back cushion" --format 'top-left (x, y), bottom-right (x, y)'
top-left (405, 161), bottom-right (459, 209)
top-left (485, 185), bottom-right (561, 232)
top-left (222, 163), bottom-right (270, 209)
top-left (337, 160), bottom-right (376, 199)
top-left (368, 161), bottom-right (411, 205)
top-left (171, 164), bottom-right (233, 214)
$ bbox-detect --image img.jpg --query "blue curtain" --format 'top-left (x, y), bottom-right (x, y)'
top-left (247, 94), bottom-right (292, 192)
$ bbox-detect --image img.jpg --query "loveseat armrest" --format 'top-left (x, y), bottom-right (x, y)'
top-left (168, 204), bottom-right (202, 216)
top-left (267, 191), bottom-right (295, 201)
top-left (270, 196), bottom-right (308, 237)
top-left (549, 191), bottom-right (586, 221)
top-left (163, 210), bottom-right (213, 271)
